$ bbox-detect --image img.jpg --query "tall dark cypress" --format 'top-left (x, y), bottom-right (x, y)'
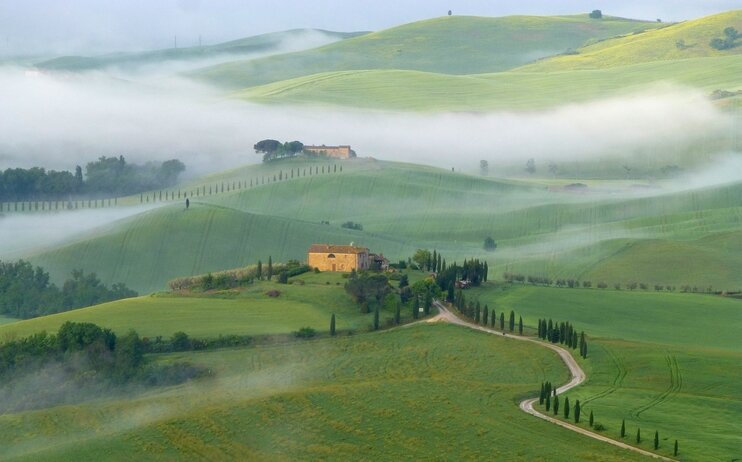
top-left (545, 394), bottom-right (551, 412)
top-left (574, 400), bottom-right (581, 423)
top-left (589, 410), bottom-right (594, 427)
top-left (654, 431), bottom-right (659, 450)
top-left (674, 440), bottom-right (678, 457)
top-left (330, 313), bottom-right (336, 336)
top-left (491, 308), bottom-right (496, 328)
top-left (518, 316), bottom-right (523, 335)
top-left (483, 306), bottom-right (489, 326)
top-left (564, 397), bottom-right (570, 419)
top-left (500, 312), bottom-right (505, 330)
top-left (636, 428), bottom-right (641, 444)
top-left (620, 419), bottom-right (626, 438)
top-left (553, 395), bottom-right (559, 415)
top-left (509, 310), bottom-right (515, 331)
top-left (267, 256), bottom-right (273, 281)
top-left (539, 383), bottom-right (545, 405)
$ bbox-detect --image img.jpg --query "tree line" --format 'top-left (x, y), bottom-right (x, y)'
top-left (537, 318), bottom-right (588, 358)
top-left (168, 258), bottom-right (310, 291)
top-left (0, 156), bottom-right (185, 201)
top-left (0, 260), bottom-right (138, 319)
top-left (0, 322), bottom-right (211, 413)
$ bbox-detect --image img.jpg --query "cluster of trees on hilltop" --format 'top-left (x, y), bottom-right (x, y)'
top-left (0, 156), bottom-right (185, 201)
top-left (254, 139), bottom-right (304, 162)
top-left (0, 260), bottom-right (137, 319)
top-left (710, 26), bottom-right (739, 50)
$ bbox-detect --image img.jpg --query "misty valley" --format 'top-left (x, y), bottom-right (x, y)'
top-left (0, 3), bottom-right (741, 462)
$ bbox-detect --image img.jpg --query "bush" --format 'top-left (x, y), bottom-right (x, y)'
top-left (294, 327), bottom-right (316, 339)
top-left (341, 221), bottom-right (363, 231)
top-left (593, 423), bottom-right (606, 432)
top-left (265, 290), bottom-right (281, 298)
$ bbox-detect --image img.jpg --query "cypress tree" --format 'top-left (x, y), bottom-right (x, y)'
top-left (654, 431), bottom-right (659, 450)
top-left (267, 256), bottom-right (273, 280)
top-left (564, 397), bottom-right (570, 419)
top-left (330, 314), bottom-right (336, 336)
top-left (574, 400), bottom-right (581, 423)
top-left (500, 312), bottom-right (505, 330)
top-left (432, 250), bottom-right (437, 271)
top-left (539, 383), bottom-right (545, 405)
top-left (518, 316), bottom-right (523, 335)
top-left (545, 394), bottom-right (551, 412)
top-left (256, 260), bottom-right (263, 280)
top-left (620, 419), bottom-right (626, 438)
top-left (491, 308), bottom-right (496, 328)
top-left (395, 302), bottom-right (401, 325)
top-left (483, 261), bottom-right (488, 281)
top-left (589, 410), bottom-right (594, 427)
top-left (373, 305), bottom-right (380, 330)
top-left (553, 395), bottom-right (559, 415)
top-left (475, 302), bottom-right (481, 323)
top-left (673, 440), bottom-right (678, 457)
top-left (636, 428), bottom-right (641, 444)
top-left (437, 254), bottom-right (442, 273)
top-left (413, 296), bottom-right (419, 319)
top-left (509, 310), bottom-right (515, 331)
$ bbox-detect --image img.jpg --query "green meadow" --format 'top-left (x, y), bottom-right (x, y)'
top-left (0, 324), bottom-right (648, 462)
top-left (193, 15), bottom-right (664, 90)
top-left (468, 284), bottom-right (742, 461)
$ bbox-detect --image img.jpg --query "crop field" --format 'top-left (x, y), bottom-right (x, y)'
top-left (0, 272), bottom-right (393, 340)
top-left (193, 15), bottom-right (664, 90)
top-left (0, 323), bottom-right (649, 461)
top-left (468, 284), bottom-right (742, 461)
top-left (25, 160), bottom-right (742, 293)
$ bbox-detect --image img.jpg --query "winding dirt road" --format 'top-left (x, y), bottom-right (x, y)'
top-left (432, 301), bottom-right (675, 461)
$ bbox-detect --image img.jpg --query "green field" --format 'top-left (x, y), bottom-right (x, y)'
top-left (519, 10), bottom-right (742, 71)
top-left (468, 284), bottom-right (742, 461)
top-left (24, 159), bottom-right (742, 293)
top-left (239, 54), bottom-right (742, 110)
top-left (193, 15), bottom-right (664, 90)
top-left (0, 323), bottom-right (649, 461)
top-left (0, 272), bottom-right (391, 340)
top-left (0, 315), bottom-right (18, 326)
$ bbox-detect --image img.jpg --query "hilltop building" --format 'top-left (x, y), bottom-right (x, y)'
top-left (308, 244), bottom-right (369, 272)
top-left (304, 145), bottom-right (356, 159)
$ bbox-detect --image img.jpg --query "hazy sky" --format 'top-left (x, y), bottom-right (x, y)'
top-left (1, 0), bottom-right (739, 56)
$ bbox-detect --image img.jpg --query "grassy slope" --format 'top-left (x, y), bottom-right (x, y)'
top-left (35, 29), bottom-right (365, 72)
top-left (518, 10), bottom-right (742, 71)
top-left (239, 54), bottom-right (742, 110)
top-left (194, 15), bottom-right (664, 90)
top-left (0, 324), bottom-right (647, 461)
top-left (468, 285), bottom-right (742, 460)
top-left (0, 272), bottom-right (391, 340)
top-left (27, 159), bottom-right (742, 293)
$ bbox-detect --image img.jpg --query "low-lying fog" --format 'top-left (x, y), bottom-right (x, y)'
top-left (1, 67), bottom-right (736, 179)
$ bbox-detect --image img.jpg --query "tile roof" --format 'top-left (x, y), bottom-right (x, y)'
top-left (309, 244), bottom-right (368, 254)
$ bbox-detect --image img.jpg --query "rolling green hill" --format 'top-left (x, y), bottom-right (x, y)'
top-left (467, 284), bottom-right (742, 460)
top-left (0, 272), bottom-right (398, 340)
top-left (518, 10), bottom-right (742, 71)
top-left (193, 15), bottom-right (665, 90)
top-left (0, 323), bottom-right (647, 461)
top-left (24, 159), bottom-right (742, 293)
top-left (238, 54), bottom-right (742, 110)
top-left (35, 29), bottom-right (366, 72)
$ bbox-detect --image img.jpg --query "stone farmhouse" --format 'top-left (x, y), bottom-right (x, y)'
top-left (304, 145), bottom-right (356, 159)
top-left (308, 244), bottom-right (389, 272)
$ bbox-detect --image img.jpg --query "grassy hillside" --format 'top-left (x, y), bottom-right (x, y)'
top-left (0, 272), bottom-right (389, 340)
top-left (467, 285), bottom-right (742, 460)
top-left (518, 10), bottom-right (742, 71)
top-left (0, 323), bottom-right (647, 461)
top-left (35, 29), bottom-right (365, 72)
top-left (239, 54), bottom-right (742, 110)
top-left (194, 15), bottom-right (664, 90)
top-left (25, 159), bottom-right (742, 293)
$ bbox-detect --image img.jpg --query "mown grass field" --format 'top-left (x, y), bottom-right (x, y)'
top-left (0, 272), bottom-right (390, 340)
top-left (193, 15), bottom-right (664, 90)
top-left (26, 159), bottom-right (742, 293)
top-left (0, 323), bottom-right (649, 461)
top-left (468, 284), bottom-right (742, 461)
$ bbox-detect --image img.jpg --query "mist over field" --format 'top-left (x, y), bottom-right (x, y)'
top-left (0, 67), bottom-right (736, 180)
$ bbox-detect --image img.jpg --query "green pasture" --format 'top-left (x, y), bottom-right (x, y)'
top-left (0, 315), bottom-right (18, 326)
top-left (193, 14), bottom-right (664, 90)
top-left (469, 284), bottom-right (742, 460)
top-left (0, 323), bottom-right (647, 461)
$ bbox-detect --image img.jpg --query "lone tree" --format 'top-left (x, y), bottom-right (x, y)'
top-left (448, 9), bottom-right (452, 16)
top-left (589, 9), bottom-right (602, 19)
top-left (483, 236), bottom-right (497, 251)
top-left (525, 158), bottom-right (536, 174)
top-left (330, 313), bottom-right (336, 336)
top-left (636, 427), bottom-right (641, 444)
top-left (654, 431), bottom-right (659, 450)
top-left (674, 440), bottom-right (678, 457)
top-left (620, 419), bottom-right (626, 438)
top-left (256, 260), bottom-right (263, 280)
top-left (185, 198), bottom-right (190, 209)
top-left (480, 159), bottom-right (489, 175)
top-left (589, 410), bottom-right (594, 427)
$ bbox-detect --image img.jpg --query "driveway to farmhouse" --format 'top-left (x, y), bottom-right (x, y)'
top-left (431, 301), bottom-right (675, 462)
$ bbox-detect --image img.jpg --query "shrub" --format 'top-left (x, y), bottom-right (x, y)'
top-left (265, 290), bottom-right (281, 297)
top-left (294, 327), bottom-right (316, 339)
